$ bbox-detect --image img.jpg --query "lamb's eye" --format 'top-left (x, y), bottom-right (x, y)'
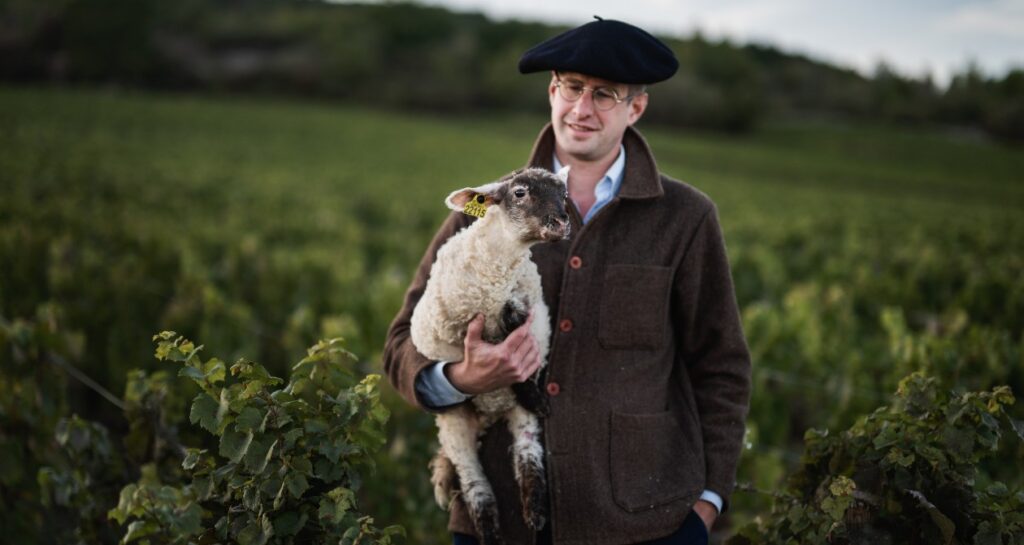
top-left (514, 188), bottom-right (527, 198)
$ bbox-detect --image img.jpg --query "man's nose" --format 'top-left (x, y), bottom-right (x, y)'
top-left (572, 90), bottom-right (595, 117)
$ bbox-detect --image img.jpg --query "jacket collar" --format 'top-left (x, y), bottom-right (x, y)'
top-left (525, 124), bottom-right (664, 200)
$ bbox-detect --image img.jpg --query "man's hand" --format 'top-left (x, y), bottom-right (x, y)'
top-left (444, 313), bottom-right (541, 395)
top-left (692, 499), bottom-right (718, 532)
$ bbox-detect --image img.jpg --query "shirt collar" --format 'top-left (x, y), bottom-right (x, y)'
top-left (552, 144), bottom-right (627, 202)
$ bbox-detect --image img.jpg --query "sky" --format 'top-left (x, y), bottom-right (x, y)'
top-left (411, 0), bottom-right (1024, 85)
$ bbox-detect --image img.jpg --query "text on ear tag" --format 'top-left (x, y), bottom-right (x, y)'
top-left (463, 194), bottom-right (488, 218)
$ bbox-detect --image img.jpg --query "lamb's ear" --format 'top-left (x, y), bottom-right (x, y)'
top-left (445, 181), bottom-right (505, 212)
top-left (555, 165), bottom-right (570, 185)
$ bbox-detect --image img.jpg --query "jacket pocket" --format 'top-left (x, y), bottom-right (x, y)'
top-left (598, 264), bottom-right (672, 350)
top-left (609, 410), bottom-right (704, 512)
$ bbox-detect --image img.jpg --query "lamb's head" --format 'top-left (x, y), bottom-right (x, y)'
top-left (446, 167), bottom-right (571, 243)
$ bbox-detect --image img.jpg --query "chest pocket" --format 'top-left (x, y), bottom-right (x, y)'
top-left (598, 264), bottom-right (672, 350)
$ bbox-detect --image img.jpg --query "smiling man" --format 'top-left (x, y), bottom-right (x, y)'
top-left (384, 17), bottom-right (751, 545)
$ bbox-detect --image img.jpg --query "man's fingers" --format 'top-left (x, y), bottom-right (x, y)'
top-left (516, 343), bottom-right (541, 381)
top-left (505, 310), bottom-right (536, 351)
top-left (510, 330), bottom-right (535, 359)
top-left (464, 314), bottom-right (485, 342)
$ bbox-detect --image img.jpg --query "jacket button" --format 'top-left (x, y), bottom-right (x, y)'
top-left (559, 319), bottom-right (573, 332)
top-left (569, 256), bottom-right (582, 269)
top-left (546, 382), bottom-right (561, 396)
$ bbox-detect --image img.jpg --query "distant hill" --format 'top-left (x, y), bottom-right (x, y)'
top-left (1, 0), bottom-right (1020, 140)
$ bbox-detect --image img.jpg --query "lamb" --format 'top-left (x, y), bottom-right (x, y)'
top-left (410, 167), bottom-right (571, 544)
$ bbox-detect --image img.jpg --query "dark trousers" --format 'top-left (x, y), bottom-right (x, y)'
top-left (453, 510), bottom-right (708, 545)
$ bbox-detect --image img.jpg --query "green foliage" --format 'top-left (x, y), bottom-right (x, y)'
top-left (108, 332), bottom-right (403, 544)
top-left (38, 415), bottom-right (126, 545)
top-left (0, 304), bottom-right (82, 542)
top-left (729, 373), bottom-right (1024, 545)
top-left (1, 87), bottom-right (1021, 541)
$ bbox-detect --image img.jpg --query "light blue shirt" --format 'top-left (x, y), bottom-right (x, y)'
top-left (553, 144), bottom-right (626, 223)
top-left (412, 144), bottom-right (723, 513)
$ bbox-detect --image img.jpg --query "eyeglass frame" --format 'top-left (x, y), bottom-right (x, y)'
top-left (552, 73), bottom-right (645, 111)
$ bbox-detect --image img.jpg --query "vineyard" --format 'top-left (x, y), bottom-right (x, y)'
top-left (1, 85), bottom-right (1022, 544)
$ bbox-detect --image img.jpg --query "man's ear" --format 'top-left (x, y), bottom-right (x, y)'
top-left (627, 92), bottom-right (649, 126)
top-left (445, 181), bottom-right (504, 212)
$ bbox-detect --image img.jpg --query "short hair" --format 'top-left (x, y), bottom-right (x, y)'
top-left (627, 84), bottom-right (647, 100)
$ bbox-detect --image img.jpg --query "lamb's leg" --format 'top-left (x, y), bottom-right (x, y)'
top-left (498, 299), bottom-right (550, 416)
top-left (511, 367), bottom-right (549, 417)
top-left (436, 405), bottom-right (502, 545)
top-left (429, 447), bottom-right (458, 509)
top-left (506, 404), bottom-right (548, 530)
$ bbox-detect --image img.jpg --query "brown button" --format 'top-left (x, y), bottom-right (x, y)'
top-left (569, 256), bottom-right (582, 269)
top-left (559, 319), bottom-right (573, 332)
top-left (546, 382), bottom-right (561, 396)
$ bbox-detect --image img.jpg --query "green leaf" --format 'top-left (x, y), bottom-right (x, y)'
top-left (122, 520), bottom-right (157, 543)
top-left (283, 428), bottom-right (303, 447)
top-left (291, 456), bottom-right (313, 475)
top-left (1010, 418), bottom-right (1024, 442)
top-left (273, 511), bottom-right (309, 537)
top-left (236, 407), bottom-right (265, 433)
top-left (236, 518), bottom-right (272, 545)
top-left (220, 429), bottom-right (254, 464)
top-left (304, 418), bottom-right (329, 435)
top-left (182, 448), bottom-right (205, 470)
top-left (190, 393), bottom-right (219, 434)
top-left (178, 365), bottom-right (205, 383)
top-left (216, 388), bottom-right (232, 431)
top-left (192, 476), bottom-right (214, 501)
top-left (204, 358), bottom-right (226, 384)
top-left (108, 484), bottom-right (138, 524)
top-left (244, 437), bottom-right (277, 474)
top-left (319, 487), bottom-right (356, 524)
top-left (973, 521), bottom-right (1002, 545)
top-left (285, 472), bottom-right (309, 499)
top-left (172, 502), bottom-right (203, 535)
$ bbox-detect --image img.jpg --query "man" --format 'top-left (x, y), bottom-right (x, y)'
top-left (383, 17), bottom-right (751, 545)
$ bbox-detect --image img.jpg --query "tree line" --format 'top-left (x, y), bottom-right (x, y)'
top-left (1, 0), bottom-right (1021, 140)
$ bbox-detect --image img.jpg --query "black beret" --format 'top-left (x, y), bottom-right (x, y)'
top-left (518, 16), bottom-right (678, 84)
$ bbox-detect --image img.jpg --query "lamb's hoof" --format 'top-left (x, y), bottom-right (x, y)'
top-left (520, 466), bottom-right (548, 530)
top-left (470, 500), bottom-right (503, 545)
top-left (429, 453), bottom-right (458, 509)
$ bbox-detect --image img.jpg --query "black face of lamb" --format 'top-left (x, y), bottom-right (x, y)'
top-left (498, 169), bottom-right (570, 243)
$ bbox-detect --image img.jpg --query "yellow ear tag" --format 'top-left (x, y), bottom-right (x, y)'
top-left (463, 194), bottom-right (488, 218)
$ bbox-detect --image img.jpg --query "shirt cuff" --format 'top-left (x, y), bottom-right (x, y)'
top-left (414, 361), bottom-right (472, 409)
top-left (699, 490), bottom-right (723, 513)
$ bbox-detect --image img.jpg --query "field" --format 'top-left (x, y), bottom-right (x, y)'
top-left (1, 86), bottom-right (1022, 543)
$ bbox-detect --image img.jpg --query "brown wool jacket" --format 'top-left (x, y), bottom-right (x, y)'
top-left (382, 124), bottom-right (752, 545)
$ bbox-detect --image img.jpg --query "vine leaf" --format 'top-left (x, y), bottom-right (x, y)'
top-left (220, 429), bottom-right (254, 463)
top-left (1009, 418), bottom-right (1024, 442)
top-left (189, 393), bottom-right (219, 434)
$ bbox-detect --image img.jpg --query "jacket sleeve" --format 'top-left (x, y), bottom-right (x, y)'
top-left (382, 211), bottom-right (472, 412)
top-left (672, 205), bottom-right (752, 512)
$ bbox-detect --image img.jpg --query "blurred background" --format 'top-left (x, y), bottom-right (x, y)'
top-left (1, 1), bottom-right (1022, 543)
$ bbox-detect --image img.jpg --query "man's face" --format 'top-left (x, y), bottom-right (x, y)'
top-left (548, 71), bottom-right (648, 163)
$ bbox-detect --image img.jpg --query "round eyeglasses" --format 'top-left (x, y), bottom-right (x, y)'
top-left (554, 76), bottom-right (636, 111)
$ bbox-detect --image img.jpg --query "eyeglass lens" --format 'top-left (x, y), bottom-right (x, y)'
top-left (558, 81), bottom-right (621, 110)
